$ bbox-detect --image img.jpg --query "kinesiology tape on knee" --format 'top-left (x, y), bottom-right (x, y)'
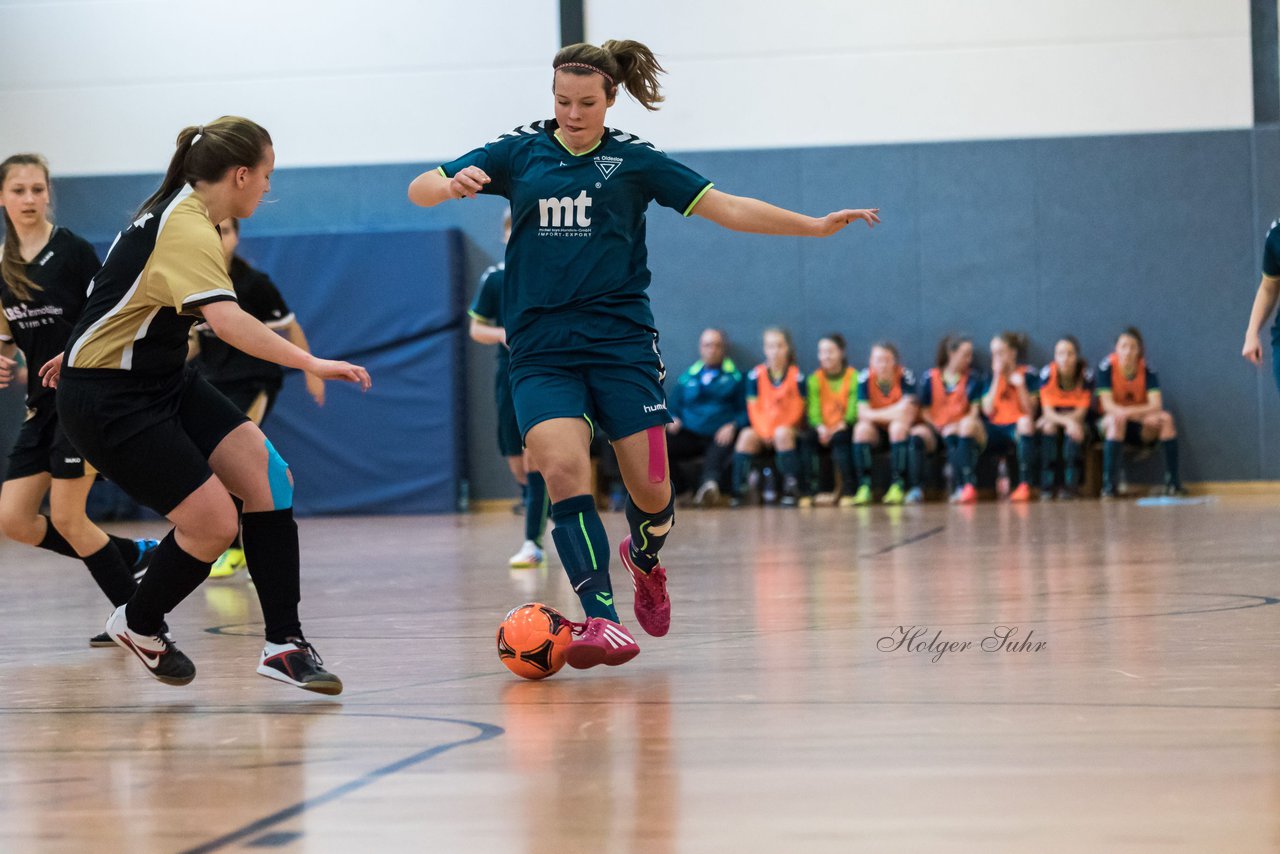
top-left (264, 438), bottom-right (293, 511)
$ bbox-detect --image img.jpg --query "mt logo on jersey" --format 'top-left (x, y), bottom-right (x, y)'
top-left (537, 190), bottom-right (593, 236)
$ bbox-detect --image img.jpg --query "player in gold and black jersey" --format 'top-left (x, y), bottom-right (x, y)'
top-left (44, 117), bottom-right (370, 692)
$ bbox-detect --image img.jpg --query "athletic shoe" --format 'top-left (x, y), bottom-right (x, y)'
top-left (619, 536), bottom-right (670, 637)
top-left (1039, 487), bottom-right (1057, 502)
top-left (257, 639), bottom-right (343, 695)
top-left (883, 482), bottom-right (905, 505)
top-left (1059, 486), bottom-right (1080, 501)
top-left (728, 495), bottom-right (747, 508)
top-left (564, 617), bottom-right (640, 669)
top-left (837, 493), bottom-right (859, 508)
top-left (1009, 482), bottom-right (1032, 502)
top-left (852, 484), bottom-right (873, 506)
top-left (1100, 485), bottom-right (1118, 500)
top-left (797, 495), bottom-right (814, 509)
top-left (780, 476), bottom-right (800, 507)
top-left (105, 605), bottom-right (195, 686)
top-left (692, 481), bottom-right (721, 507)
top-left (904, 486), bottom-right (924, 504)
top-left (955, 483), bottom-right (978, 504)
top-left (508, 540), bottom-right (545, 569)
top-left (89, 631), bottom-right (116, 648)
top-left (1164, 483), bottom-right (1189, 497)
top-left (131, 537), bottom-right (160, 580)
top-left (209, 547), bottom-right (246, 579)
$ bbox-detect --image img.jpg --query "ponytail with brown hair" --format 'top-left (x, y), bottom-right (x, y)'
top-left (135, 116), bottom-right (272, 218)
top-left (553, 40), bottom-right (666, 111)
top-left (1, 153), bottom-right (52, 303)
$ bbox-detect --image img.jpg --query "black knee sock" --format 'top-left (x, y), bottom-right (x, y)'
top-left (890, 441), bottom-right (908, 486)
top-left (731, 452), bottom-right (753, 497)
top-left (524, 472), bottom-right (549, 547)
top-left (1162, 439), bottom-right (1181, 487)
top-left (83, 541), bottom-right (138, 607)
top-left (776, 449), bottom-right (799, 481)
top-left (126, 530), bottom-right (212, 636)
top-left (1063, 438), bottom-right (1082, 487)
top-left (854, 443), bottom-right (873, 487)
top-left (625, 489), bottom-right (675, 572)
top-left (1040, 435), bottom-right (1059, 491)
top-left (242, 508), bottom-right (303, 644)
top-left (833, 440), bottom-right (856, 495)
top-left (550, 495), bottom-right (617, 621)
top-left (907, 436), bottom-right (926, 488)
top-left (1016, 436), bottom-right (1035, 486)
top-left (108, 534), bottom-right (141, 566)
top-left (1103, 440), bottom-right (1121, 490)
top-left (36, 516), bottom-right (77, 558)
top-left (230, 496), bottom-right (245, 551)
top-left (956, 437), bottom-right (977, 486)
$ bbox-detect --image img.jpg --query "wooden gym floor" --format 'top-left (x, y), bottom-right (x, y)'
top-left (0, 495), bottom-right (1275, 853)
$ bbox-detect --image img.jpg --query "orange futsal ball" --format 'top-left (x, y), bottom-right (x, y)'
top-left (497, 603), bottom-right (572, 680)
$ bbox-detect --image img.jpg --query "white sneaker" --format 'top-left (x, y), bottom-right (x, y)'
top-left (692, 481), bottom-right (721, 507)
top-left (257, 639), bottom-right (343, 695)
top-left (508, 540), bottom-right (545, 568)
top-left (105, 605), bottom-right (196, 686)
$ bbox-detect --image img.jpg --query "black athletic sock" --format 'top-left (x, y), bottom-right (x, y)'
top-left (126, 530), bottom-right (212, 636)
top-left (1162, 439), bottom-right (1181, 487)
top-left (36, 516), bottom-right (77, 558)
top-left (524, 472), bottom-right (549, 547)
top-left (833, 439), bottom-right (856, 495)
top-left (1016, 436), bottom-right (1035, 486)
top-left (242, 508), bottom-right (302, 644)
top-left (1063, 438), bottom-right (1082, 488)
top-left (854, 443), bottom-right (873, 487)
top-left (776, 449), bottom-right (799, 480)
top-left (731, 452), bottom-right (753, 497)
top-left (1040, 435), bottom-right (1059, 491)
top-left (230, 495), bottom-right (245, 551)
top-left (625, 489), bottom-right (675, 572)
top-left (1103, 440), bottom-right (1121, 491)
top-left (550, 495), bottom-right (617, 621)
top-left (956, 437), bottom-right (977, 486)
top-left (83, 541), bottom-right (138, 607)
top-left (108, 534), bottom-right (141, 567)
top-left (907, 436), bottom-right (926, 488)
top-left (890, 441), bottom-right (908, 486)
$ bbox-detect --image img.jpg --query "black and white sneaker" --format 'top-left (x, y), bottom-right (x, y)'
top-left (257, 639), bottom-right (343, 695)
top-left (131, 538), bottom-right (160, 581)
top-left (105, 605), bottom-right (196, 686)
top-left (89, 631), bottom-right (116, 648)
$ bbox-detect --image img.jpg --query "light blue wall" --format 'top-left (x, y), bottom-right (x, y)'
top-left (38, 128), bottom-right (1277, 498)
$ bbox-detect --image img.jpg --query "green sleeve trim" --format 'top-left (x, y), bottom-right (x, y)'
top-left (467, 309), bottom-right (497, 325)
top-left (682, 183), bottom-right (715, 217)
top-left (437, 166), bottom-right (447, 178)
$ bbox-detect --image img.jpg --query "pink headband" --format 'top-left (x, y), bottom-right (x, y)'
top-left (554, 62), bottom-right (614, 87)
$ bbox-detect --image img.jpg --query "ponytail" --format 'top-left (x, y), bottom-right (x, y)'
top-left (135, 116), bottom-right (272, 218)
top-left (553, 40), bottom-right (666, 111)
top-left (0, 154), bottom-right (51, 302)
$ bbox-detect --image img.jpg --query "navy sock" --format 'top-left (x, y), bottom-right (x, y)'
top-left (907, 436), bottom-right (926, 488)
top-left (1162, 439), bottom-right (1181, 487)
top-left (731, 452), bottom-right (753, 497)
top-left (854, 443), bottom-right (873, 487)
top-left (625, 489), bottom-right (674, 572)
top-left (956, 437), bottom-right (977, 486)
top-left (524, 472), bottom-right (549, 547)
top-left (777, 449), bottom-right (799, 482)
top-left (1103, 440), bottom-right (1121, 490)
top-left (833, 440), bottom-right (856, 495)
top-left (83, 541), bottom-right (138, 607)
top-left (126, 530), bottom-right (212, 636)
top-left (890, 441), bottom-right (908, 486)
top-left (1040, 435), bottom-right (1059, 491)
top-left (37, 516), bottom-right (77, 558)
top-left (1063, 438), bottom-right (1082, 487)
top-left (242, 508), bottom-right (303, 643)
top-left (550, 495), bottom-right (617, 621)
top-left (1016, 436), bottom-right (1035, 485)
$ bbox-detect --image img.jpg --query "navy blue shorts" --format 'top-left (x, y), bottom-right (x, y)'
top-left (494, 366), bottom-right (523, 457)
top-left (985, 421), bottom-right (1019, 455)
top-left (510, 332), bottom-right (670, 443)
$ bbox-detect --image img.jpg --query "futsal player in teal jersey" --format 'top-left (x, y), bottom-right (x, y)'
top-left (410, 39), bottom-right (879, 669)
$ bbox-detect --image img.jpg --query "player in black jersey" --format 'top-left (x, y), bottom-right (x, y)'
top-left (191, 216), bottom-right (325, 579)
top-left (44, 118), bottom-right (370, 692)
top-left (0, 154), bottom-right (157, 645)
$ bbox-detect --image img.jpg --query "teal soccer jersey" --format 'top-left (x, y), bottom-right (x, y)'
top-left (439, 120), bottom-right (713, 367)
top-left (468, 263), bottom-right (508, 373)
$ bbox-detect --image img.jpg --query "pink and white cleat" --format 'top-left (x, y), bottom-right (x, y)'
top-left (564, 618), bottom-right (640, 669)
top-left (619, 536), bottom-right (671, 637)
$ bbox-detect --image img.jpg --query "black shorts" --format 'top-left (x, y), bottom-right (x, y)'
top-left (57, 365), bottom-right (250, 515)
top-left (494, 368), bottom-right (523, 458)
top-left (5, 402), bottom-right (86, 481)
top-left (211, 378), bottom-right (281, 423)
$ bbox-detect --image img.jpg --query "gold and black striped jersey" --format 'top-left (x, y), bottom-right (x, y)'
top-left (65, 187), bottom-right (237, 374)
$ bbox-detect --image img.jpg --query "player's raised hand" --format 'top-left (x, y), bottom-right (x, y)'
top-left (815, 209), bottom-right (880, 237)
top-left (451, 166), bottom-right (491, 199)
top-left (310, 358), bottom-right (372, 391)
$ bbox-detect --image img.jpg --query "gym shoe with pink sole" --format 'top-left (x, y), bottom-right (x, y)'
top-left (618, 536), bottom-right (671, 637)
top-left (564, 618), bottom-right (640, 669)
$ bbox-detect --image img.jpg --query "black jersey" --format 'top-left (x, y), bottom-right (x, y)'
top-left (193, 256), bottom-right (294, 388)
top-left (0, 226), bottom-right (99, 405)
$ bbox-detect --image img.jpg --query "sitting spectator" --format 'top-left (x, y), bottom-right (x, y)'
top-left (801, 333), bottom-right (858, 505)
top-left (981, 332), bottom-right (1038, 502)
top-left (1097, 327), bottom-right (1185, 497)
top-left (852, 342), bottom-right (918, 505)
top-left (732, 328), bottom-right (807, 507)
top-left (911, 335), bottom-right (984, 503)
top-left (667, 328), bottom-right (747, 506)
top-left (1036, 335), bottom-right (1092, 500)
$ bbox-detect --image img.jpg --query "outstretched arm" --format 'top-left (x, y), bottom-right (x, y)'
top-left (691, 189), bottom-right (879, 237)
top-left (409, 166), bottom-right (491, 208)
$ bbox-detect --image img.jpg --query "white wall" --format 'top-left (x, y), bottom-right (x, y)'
top-left (0, 0), bottom-right (1254, 175)
top-left (588, 0), bottom-right (1253, 151)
